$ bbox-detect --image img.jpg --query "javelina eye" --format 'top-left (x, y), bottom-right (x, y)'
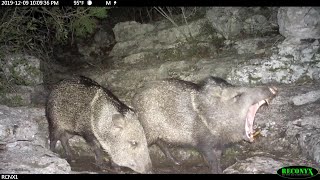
top-left (129, 140), bottom-right (138, 148)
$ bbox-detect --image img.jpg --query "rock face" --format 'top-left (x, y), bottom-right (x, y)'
top-left (113, 21), bottom-right (155, 42)
top-left (223, 156), bottom-right (316, 174)
top-left (287, 115), bottom-right (320, 164)
top-left (291, 90), bottom-right (320, 106)
top-left (78, 7), bottom-right (317, 105)
top-left (297, 129), bottom-right (320, 163)
top-left (206, 7), bottom-right (277, 39)
top-left (109, 18), bottom-right (210, 58)
top-left (227, 55), bottom-right (319, 85)
top-left (2, 54), bottom-right (42, 86)
top-left (277, 38), bottom-right (319, 63)
top-left (278, 7), bottom-right (320, 39)
top-left (0, 105), bottom-right (71, 174)
top-left (0, 54), bottom-right (47, 107)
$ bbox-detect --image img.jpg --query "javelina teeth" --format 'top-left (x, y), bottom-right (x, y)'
top-left (268, 87), bottom-right (277, 95)
top-left (265, 99), bottom-right (270, 106)
top-left (252, 129), bottom-right (261, 137)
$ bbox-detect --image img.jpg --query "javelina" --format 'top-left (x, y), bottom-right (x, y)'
top-left (46, 76), bottom-right (152, 173)
top-left (132, 76), bottom-right (277, 173)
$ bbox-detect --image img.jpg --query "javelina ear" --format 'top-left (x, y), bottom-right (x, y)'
top-left (112, 114), bottom-right (126, 129)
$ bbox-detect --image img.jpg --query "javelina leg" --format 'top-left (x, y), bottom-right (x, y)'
top-left (109, 159), bottom-right (122, 172)
top-left (59, 132), bottom-right (73, 160)
top-left (49, 139), bottom-right (58, 152)
top-left (83, 134), bottom-right (105, 166)
top-left (156, 140), bottom-right (181, 165)
top-left (83, 134), bottom-right (121, 172)
top-left (197, 136), bottom-right (222, 173)
top-left (200, 147), bottom-right (222, 174)
top-left (48, 127), bottom-right (60, 152)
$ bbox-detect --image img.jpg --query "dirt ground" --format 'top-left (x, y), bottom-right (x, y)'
top-left (69, 155), bottom-right (212, 174)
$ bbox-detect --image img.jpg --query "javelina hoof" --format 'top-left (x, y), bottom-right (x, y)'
top-left (155, 140), bottom-right (182, 166)
top-left (94, 161), bottom-right (106, 170)
top-left (216, 167), bottom-right (223, 174)
top-left (169, 157), bottom-right (182, 166)
top-left (64, 154), bottom-right (75, 163)
top-left (95, 161), bottom-right (120, 173)
top-left (99, 166), bottom-right (118, 173)
top-left (111, 164), bottom-right (122, 172)
top-left (109, 160), bottom-right (122, 172)
top-left (166, 155), bottom-right (182, 166)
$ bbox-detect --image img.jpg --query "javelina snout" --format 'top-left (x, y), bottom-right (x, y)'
top-left (250, 86), bottom-right (277, 103)
top-left (133, 76), bottom-right (278, 173)
top-left (101, 112), bottom-right (153, 174)
top-left (259, 86), bottom-right (277, 107)
top-left (46, 76), bottom-right (152, 174)
top-left (228, 85), bottom-right (278, 143)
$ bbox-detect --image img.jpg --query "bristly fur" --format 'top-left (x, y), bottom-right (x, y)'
top-left (164, 78), bottom-right (201, 91)
top-left (45, 75), bottom-right (152, 173)
top-left (132, 76), bottom-right (277, 173)
top-left (78, 76), bottom-right (133, 115)
top-left (198, 76), bottom-right (234, 88)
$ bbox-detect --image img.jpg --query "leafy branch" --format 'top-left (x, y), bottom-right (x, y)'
top-left (0, 7), bottom-right (108, 60)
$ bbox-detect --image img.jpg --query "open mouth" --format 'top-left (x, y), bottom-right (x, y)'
top-left (245, 87), bottom-right (277, 142)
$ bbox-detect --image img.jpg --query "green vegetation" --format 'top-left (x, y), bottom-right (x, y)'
top-left (0, 93), bottom-right (25, 107)
top-left (0, 7), bottom-right (108, 59)
top-left (0, 7), bottom-right (108, 96)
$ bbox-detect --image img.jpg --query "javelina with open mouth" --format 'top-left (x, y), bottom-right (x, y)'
top-left (132, 76), bottom-right (277, 173)
top-left (46, 76), bottom-right (152, 174)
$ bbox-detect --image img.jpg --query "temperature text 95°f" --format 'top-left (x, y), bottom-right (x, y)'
top-left (74, 0), bottom-right (84, 5)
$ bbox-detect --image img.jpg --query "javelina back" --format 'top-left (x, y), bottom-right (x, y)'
top-left (46, 76), bottom-right (152, 173)
top-left (132, 76), bottom-right (277, 173)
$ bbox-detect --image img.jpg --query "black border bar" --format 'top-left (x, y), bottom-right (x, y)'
top-left (1, 0), bottom-right (319, 7)
top-left (0, 174), bottom-right (287, 180)
top-left (58, 0), bottom-right (319, 7)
